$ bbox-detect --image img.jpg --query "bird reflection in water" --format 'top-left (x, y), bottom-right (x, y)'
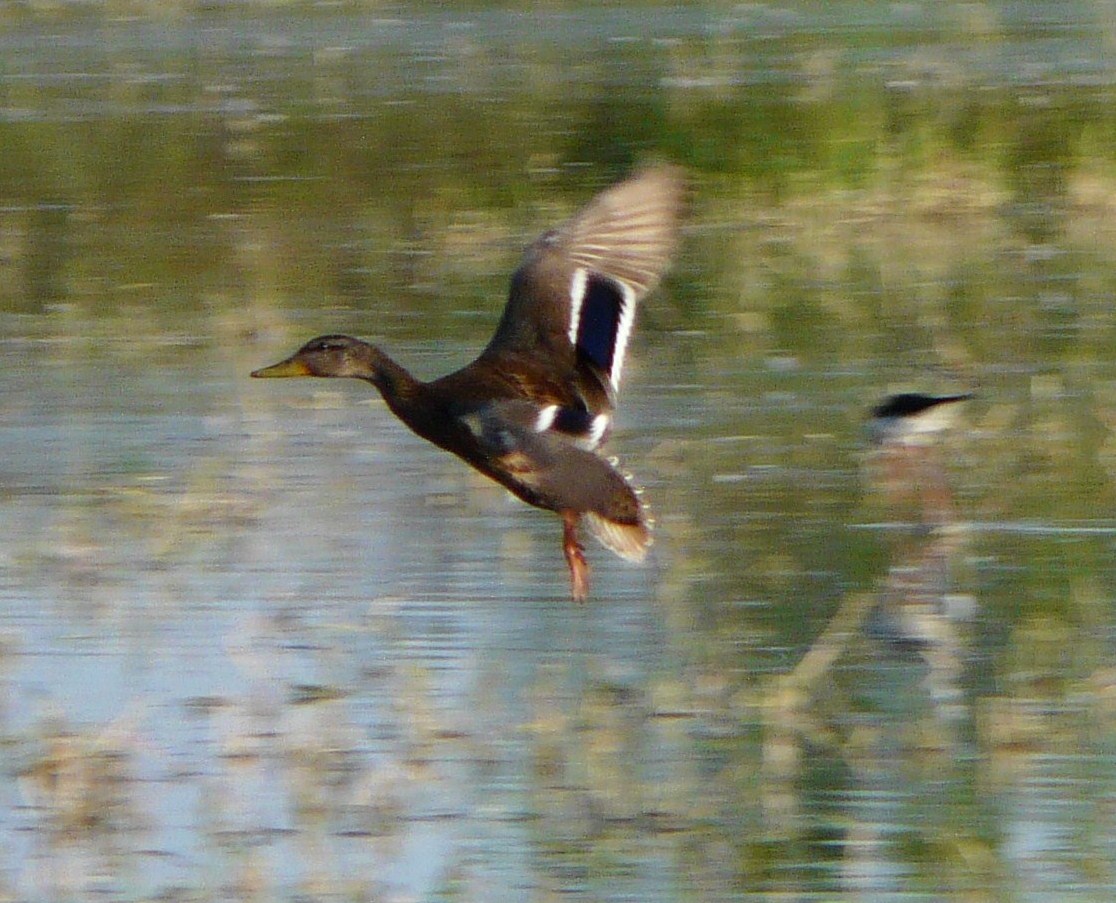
top-left (760, 390), bottom-right (978, 849)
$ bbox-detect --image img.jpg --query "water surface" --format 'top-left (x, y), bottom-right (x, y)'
top-left (3, 4), bottom-right (1116, 900)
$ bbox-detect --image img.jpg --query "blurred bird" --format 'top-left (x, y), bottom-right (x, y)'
top-left (253, 165), bottom-right (685, 601)
top-left (868, 392), bottom-right (973, 448)
top-left (867, 392), bottom-right (973, 523)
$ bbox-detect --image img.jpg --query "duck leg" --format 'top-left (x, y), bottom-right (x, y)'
top-left (562, 510), bottom-right (590, 602)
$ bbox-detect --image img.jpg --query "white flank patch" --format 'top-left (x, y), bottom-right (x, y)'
top-left (534, 404), bottom-right (558, 432)
top-left (568, 267), bottom-right (587, 345)
top-left (609, 281), bottom-right (637, 390)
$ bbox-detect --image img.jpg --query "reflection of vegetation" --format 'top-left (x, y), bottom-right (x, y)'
top-left (5, 7), bottom-right (1116, 899)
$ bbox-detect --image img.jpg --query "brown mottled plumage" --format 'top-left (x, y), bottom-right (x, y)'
top-left (253, 165), bottom-right (685, 600)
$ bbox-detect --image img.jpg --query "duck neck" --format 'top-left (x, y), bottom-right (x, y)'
top-left (358, 344), bottom-right (425, 417)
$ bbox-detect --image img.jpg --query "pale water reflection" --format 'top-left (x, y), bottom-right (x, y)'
top-left (3, 3), bottom-right (1116, 901)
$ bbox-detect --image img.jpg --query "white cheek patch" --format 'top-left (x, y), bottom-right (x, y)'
top-left (568, 267), bottom-right (587, 345)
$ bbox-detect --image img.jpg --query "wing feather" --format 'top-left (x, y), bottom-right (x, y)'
top-left (483, 164), bottom-right (685, 381)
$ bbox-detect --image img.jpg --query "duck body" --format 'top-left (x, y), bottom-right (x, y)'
top-left (253, 165), bottom-right (684, 600)
top-left (356, 346), bottom-right (642, 532)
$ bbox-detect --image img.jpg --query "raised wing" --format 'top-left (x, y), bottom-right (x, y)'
top-left (482, 164), bottom-right (685, 396)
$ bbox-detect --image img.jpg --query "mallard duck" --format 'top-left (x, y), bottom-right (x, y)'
top-left (252, 165), bottom-right (685, 601)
